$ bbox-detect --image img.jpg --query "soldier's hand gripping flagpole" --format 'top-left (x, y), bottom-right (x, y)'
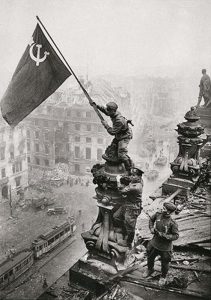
top-left (36, 16), bottom-right (104, 122)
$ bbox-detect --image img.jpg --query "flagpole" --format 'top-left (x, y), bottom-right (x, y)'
top-left (36, 16), bottom-right (104, 121)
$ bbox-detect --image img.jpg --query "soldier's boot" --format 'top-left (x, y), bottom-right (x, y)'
top-left (143, 269), bottom-right (155, 278)
top-left (123, 158), bottom-right (133, 175)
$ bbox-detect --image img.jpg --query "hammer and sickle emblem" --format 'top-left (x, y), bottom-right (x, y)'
top-left (29, 42), bottom-right (50, 66)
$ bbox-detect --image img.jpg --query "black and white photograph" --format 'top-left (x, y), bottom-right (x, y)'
top-left (0, 0), bottom-right (210, 299)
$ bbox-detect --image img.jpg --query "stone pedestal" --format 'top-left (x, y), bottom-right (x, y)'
top-left (196, 106), bottom-right (211, 187)
top-left (162, 107), bottom-right (208, 194)
top-left (81, 161), bottom-right (130, 273)
top-left (69, 254), bottom-right (108, 296)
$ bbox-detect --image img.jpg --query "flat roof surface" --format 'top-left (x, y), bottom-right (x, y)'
top-left (39, 222), bottom-right (69, 240)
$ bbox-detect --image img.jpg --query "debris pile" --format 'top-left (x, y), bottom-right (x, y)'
top-left (100, 285), bottom-right (137, 300)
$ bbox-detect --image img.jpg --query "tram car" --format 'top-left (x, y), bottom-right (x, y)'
top-left (0, 221), bottom-right (76, 289)
top-left (32, 221), bottom-right (76, 259)
top-left (0, 250), bottom-right (34, 289)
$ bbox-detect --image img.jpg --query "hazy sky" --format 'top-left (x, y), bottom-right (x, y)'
top-left (0, 0), bottom-right (211, 96)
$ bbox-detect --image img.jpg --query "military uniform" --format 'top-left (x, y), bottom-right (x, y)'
top-left (113, 179), bottom-right (143, 247)
top-left (147, 207), bottom-right (179, 278)
top-left (97, 104), bottom-right (133, 169)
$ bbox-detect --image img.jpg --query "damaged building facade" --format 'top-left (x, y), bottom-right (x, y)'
top-left (0, 79), bottom-right (131, 199)
top-left (0, 120), bottom-right (28, 201)
top-left (25, 100), bottom-right (109, 175)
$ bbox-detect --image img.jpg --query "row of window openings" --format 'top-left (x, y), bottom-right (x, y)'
top-left (0, 165), bottom-right (22, 180)
top-left (0, 148), bottom-right (23, 161)
top-left (67, 111), bottom-right (93, 118)
top-left (74, 124), bottom-right (103, 132)
top-left (1, 144), bottom-right (102, 165)
top-left (8, 155), bottom-right (49, 167)
top-left (0, 172), bottom-right (21, 186)
top-left (74, 147), bottom-right (102, 160)
top-left (35, 227), bottom-right (71, 252)
top-left (33, 110), bottom-right (94, 120)
top-left (0, 129), bottom-right (24, 141)
top-left (47, 227), bottom-right (70, 245)
top-left (48, 109), bottom-right (94, 119)
top-left (75, 137), bottom-right (104, 144)
top-left (1, 150), bottom-right (24, 161)
top-left (1, 168), bottom-right (6, 178)
top-left (34, 120), bottom-right (49, 127)
top-left (31, 157), bottom-right (50, 166)
top-left (27, 131), bottom-right (50, 140)
top-left (0, 148), bottom-right (49, 166)
top-left (28, 139), bottom-right (103, 154)
top-left (0, 147), bottom-right (25, 161)
top-left (33, 124), bottom-right (103, 132)
top-left (30, 123), bottom-right (102, 136)
top-left (27, 128), bottom-right (103, 144)
top-left (27, 143), bottom-right (50, 154)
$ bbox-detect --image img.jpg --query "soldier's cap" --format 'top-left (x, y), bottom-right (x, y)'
top-left (202, 69), bottom-right (206, 73)
top-left (106, 102), bottom-right (118, 111)
top-left (133, 167), bottom-right (144, 175)
top-left (163, 202), bottom-right (177, 213)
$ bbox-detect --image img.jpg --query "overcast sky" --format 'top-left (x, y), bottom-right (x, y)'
top-left (0, 0), bottom-right (211, 96)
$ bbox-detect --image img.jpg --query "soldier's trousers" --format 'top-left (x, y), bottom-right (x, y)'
top-left (110, 138), bottom-right (132, 164)
top-left (147, 242), bottom-right (172, 277)
top-left (113, 206), bottom-right (140, 241)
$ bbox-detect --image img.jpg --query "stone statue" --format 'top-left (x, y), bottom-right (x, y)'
top-left (165, 107), bottom-right (207, 188)
top-left (197, 69), bottom-right (211, 108)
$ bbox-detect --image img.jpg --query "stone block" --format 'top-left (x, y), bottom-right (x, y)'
top-left (162, 177), bottom-right (194, 196)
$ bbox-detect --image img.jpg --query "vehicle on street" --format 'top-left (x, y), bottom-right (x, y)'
top-left (0, 250), bottom-right (34, 289)
top-left (0, 221), bottom-right (76, 289)
top-left (32, 197), bottom-right (55, 210)
top-left (32, 221), bottom-right (76, 258)
top-left (50, 178), bottom-right (64, 187)
top-left (47, 207), bottom-right (67, 215)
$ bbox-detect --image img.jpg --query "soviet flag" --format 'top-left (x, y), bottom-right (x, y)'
top-left (1, 23), bottom-right (71, 127)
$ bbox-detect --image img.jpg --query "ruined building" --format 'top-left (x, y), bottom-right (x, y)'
top-left (0, 119), bottom-right (28, 201)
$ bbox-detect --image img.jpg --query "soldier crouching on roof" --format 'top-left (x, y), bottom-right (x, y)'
top-left (113, 167), bottom-right (144, 248)
top-left (92, 101), bottom-right (133, 172)
top-left (143, 202), bottom-right (179, 286)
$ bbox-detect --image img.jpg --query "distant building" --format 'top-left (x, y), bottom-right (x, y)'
top-left (67, 103), bottom-right (108, 174)
top-left (24, 91), bottom-right (109, 175)
top-left (0, 121), bottom-right (28, 201)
